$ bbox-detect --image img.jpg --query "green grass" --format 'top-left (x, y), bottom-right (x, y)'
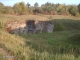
top-left (20, 30), bottom-right (80, 53)
top-left (0, 14), bottom-right (80, 60)
top-left (19, 19), bottom-right (80, 60)
top-left (53, 19), bottom-right (80, 31)
top-left (18, 31), bottom-right (80, 60)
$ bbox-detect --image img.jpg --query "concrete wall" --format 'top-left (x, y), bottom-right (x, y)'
top-left (6, 20), bottom-right (54, 34)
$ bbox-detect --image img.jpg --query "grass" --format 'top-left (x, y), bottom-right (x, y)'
top-left (0, 14), bottom-right (80, 60)
top-left (0, 30), bottom-right (30, 60)
top-left (0, 51), bottom-right (8, 60)
top-left (53, 19), bottom-right (80, 31)
top-left (20, 30), bottom-right (80, 53)
top-left (43, 15), bottom-right (80, 20)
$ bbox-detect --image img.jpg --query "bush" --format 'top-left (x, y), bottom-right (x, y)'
top-left (53, 19), bottom-right (80, 31)
top-left (69, 5), bottom-right (79, 16)
top-left (53, 20), bottom-right (65, 31)
top-left (0, 2), bottom-right (4, 14)
top-left (3, 6), bottom-right (14, 14)
top-left (13, 2), bottom-right (28, 15)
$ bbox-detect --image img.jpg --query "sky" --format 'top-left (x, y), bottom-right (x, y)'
top-left (0, 0), bottom-right (80, 6)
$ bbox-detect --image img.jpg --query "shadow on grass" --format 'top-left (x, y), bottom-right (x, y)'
top-left (68, 33), bottom-right (80, 45)
top-left (65, 33), bottom-right (80, 57)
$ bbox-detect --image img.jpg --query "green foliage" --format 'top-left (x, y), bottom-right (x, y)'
top-left (41, 2), bottom-right (57, 15)
top-left (33, 2), bottom-right (40, 14)
top-left (3, 6), bottom-right (14, 14)
top-left (69, 5), bottom-right (79, 16)
top-left (0, 2), bottom-right (4, 14)
top-left (34, 2), bottom-right (39, 8)
top-left (28, 6), bottom-right (34, 14)
top-left (0, 2), bottom-right (80, 16)
top-left (53, 19), bottom-right (80, 31)
top-left (27, 2), bottom-right (30, 8)
top-left (56, 4), bottom-right (68, 15)
top-left (41, 3), bottom-right (78, 15)
top-left (13, 2), bottom-right (28, 14)
top-left (53, 20), bottom-right (65, 31)
top-left (0, 2), bottom-right (14, 14)
top-left (78, 3), bottom-right (80, 13)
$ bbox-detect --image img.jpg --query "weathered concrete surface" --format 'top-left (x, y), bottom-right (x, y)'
top-left (6, 20), bottom-right (54, 34)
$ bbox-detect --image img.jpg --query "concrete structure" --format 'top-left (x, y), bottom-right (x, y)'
top-left (6, 20), bottom-right (54, 34)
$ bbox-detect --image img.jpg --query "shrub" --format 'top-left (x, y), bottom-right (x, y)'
top-left (53, 19), bottom-right (80, 31)
top-left (53, 20), bottom-right (65, 31)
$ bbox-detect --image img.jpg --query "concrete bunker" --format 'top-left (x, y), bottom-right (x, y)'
top-left (6, 20), bottom-right (54, 34)
top-left (26, 20), bottom-right (36, 33)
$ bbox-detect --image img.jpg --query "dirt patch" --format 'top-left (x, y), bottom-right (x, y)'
top-left (0, 48), bottom-right (15, 60)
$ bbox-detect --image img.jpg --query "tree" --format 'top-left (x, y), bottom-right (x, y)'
top-left (28, 6), bottom-right (34, 14)
top-left (3, 6), bottom-right (14, 14)
top-left (78, 3), bottom-right (80, 13)
top-left (0, 2), bottom-right (4, 13)
top-left (33, 2), bottom-right (39, 14)
top-left (41, 2), bottom-right (57, 15)
top-left (56, 4), bottom-right (67, 15)
top-left (27, 2), bottom-right (30, 8)
top-left (34, 2), bottom-right (39, 8)
top-left (69, 5), bottom-right (78, 16)
top-left (13, 2), bottom-right (28, 14)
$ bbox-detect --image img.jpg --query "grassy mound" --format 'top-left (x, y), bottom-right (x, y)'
top-left (0, 30), bottom-right (30, 60)
top-left (0, 14), bottom-right (80, 60)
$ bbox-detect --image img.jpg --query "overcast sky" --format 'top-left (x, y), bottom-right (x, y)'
top-left (0, 0), bottom-right (80, 6)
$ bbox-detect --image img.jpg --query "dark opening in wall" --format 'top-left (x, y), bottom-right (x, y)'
top-left (26, 20), bottom-right (36, 33)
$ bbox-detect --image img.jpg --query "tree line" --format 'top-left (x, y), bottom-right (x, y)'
top-left (0, 2), bottom-right (80, 16)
